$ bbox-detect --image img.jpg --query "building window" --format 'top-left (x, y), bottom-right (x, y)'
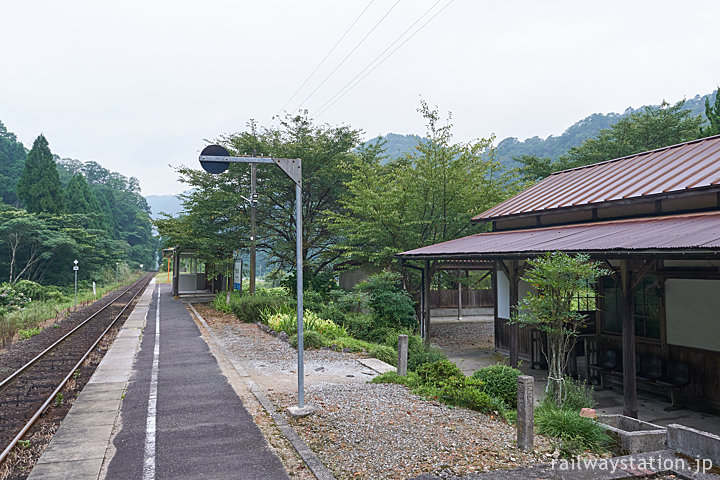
top-left (601, 274), bottom-right (661, 339)
top-left (602, 276), bottom-right (622, 333)
top-left (572, 280), bottom-right (597, 312)
top-left (634, 275), bottom-right (661, 339)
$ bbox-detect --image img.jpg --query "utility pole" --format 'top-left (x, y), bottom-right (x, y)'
top-left (250, 162), bottom-right (257, 295)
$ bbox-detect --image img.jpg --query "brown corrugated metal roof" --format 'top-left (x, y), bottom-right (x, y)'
top-left (475, 134), bottom-right (720, 221)
top-left (398, 211), bottom-right (720, 258)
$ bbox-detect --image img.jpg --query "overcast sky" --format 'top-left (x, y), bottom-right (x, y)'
top-left (3, 1), bottom-right (720, 196)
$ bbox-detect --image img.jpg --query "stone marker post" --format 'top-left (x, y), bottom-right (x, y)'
top-left (397, 335), bottom-right (408, 376)
top-left (517, 375), bottom-right (534, 452)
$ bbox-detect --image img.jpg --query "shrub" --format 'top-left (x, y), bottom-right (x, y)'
top-left (328, 336), bottom-right (375, 353)
top-left (255, 287), bottom-right (291, 298)
top-left (560, 375), bottom-right (595, 411)
top-left (0, 283), bottom-right (30, 316)
top-left (369, 344), bottom-right (397, 366)
top-left (13, 280), bottom-right (65, 303)
top-left (301, 289), bottom-right (326, 313)
top-left (364, 326), bottom-right (402, 344)
top-left (211, 291), bottom-right (241, 314)
top-left (416, 360), bottom-right (463, 386)
top-left (535, 400), bottom-right (611, 456)
top-left (231, 294), bottom-right (290, 323)
top-left (356, 272), bottom-right (416, 329)
top-left (334, 291), bottom-right (368, 313)
top-left (370, 371), bottom-right (420, 387)
top-left (408, 350), bottom-right (448, 372)
top-left (289, 330), bottom-right (327, 350)
top-left (472, 364), bottom-right (522, 408)
top-left (263, 310), bottom-right (347, 339)
top-left (342, 313), bottom-right (375, 340)
top-left (18, 327), bottom-right (42, 339)
top-left (413, 375), bottom-right (507, 416)
top-left (315, 302), bottom-right (349, 326)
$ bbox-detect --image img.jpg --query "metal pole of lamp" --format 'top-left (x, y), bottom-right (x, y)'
top-left (199, 146), bottom-right (314, 416)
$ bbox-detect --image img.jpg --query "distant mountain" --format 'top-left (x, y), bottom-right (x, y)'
top-left (359, 133), bottom-right (426, 159)
top-left (365, 90), bottom-right (717, 168)
top-left (494, 92), bottom-right (715, 167)
top-left (146, 194), bottom-right (184, 219)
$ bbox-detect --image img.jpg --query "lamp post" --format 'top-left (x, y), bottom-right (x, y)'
top-left (73, 260), bottom-right (79, 308)
top-left (116, 262), bottom-right (119, 284)
top-left (199, 145), bottom-right (314, 416)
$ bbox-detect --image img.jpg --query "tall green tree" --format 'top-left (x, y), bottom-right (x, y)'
top-left (0, 121), bottom-right (27, 206)
top-left (65, 173), bottom-right (102, 228)
top-left (162, 113), bottom-right (361, 280)
top-left (702, 88), bottom-right (720, 137)
top-left (0, 206), bottom-right (76, 284)
top-left (514, 154), bottom-right (568, 183)
top-left (513, 252), bottom-right (608, 406)
top-left (16, 135), bottom-right (65, 214)
top-left (562, 100), bottom-right (703, 168)
top-left (329, 101), bottom-right (516, 269)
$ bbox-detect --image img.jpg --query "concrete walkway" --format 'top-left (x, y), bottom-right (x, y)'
top-left (105, 283), bottom-right (288, 480)
top-left (27, 282), bottom-right (290, 480)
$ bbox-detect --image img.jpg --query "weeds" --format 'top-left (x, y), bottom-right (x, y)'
top-left (18, 327), bottom-right (43, 340)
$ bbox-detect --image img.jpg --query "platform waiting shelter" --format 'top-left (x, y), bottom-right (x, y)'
top-left (164, 247), bottom-right (211, 296)
top-left (398, 134), bottom-right (720, 418)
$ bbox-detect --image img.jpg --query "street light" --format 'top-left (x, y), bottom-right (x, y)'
top-left (73, 260), bottom-right (79, 308)
top-left (116, 262), bottom-right (119, 284)
top-left (199, 145), bottom-right (315, 417)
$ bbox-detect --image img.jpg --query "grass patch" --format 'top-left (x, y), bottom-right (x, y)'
top-left (18, 327), bottom-right (42, 339)
top-left (535, 399), bottom-right (612, 457)
top-left (370, 371), bottom-right (420, 387)
top-left (0, 273), bottom-right (140, 348)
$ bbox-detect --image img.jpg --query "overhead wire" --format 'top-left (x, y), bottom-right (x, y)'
top-left (316, 0), bottom-right (454, 119)
top-left (313, 0), bottom-right (444, 117)
top-left (275, 0), bottom-right (376, 117)
top-left (292, 0), bottom-right (402, 113)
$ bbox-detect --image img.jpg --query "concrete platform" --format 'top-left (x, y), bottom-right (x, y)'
top-left (28, 282), bottom-right (290, 480)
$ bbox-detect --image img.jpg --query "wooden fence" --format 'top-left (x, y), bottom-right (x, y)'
top-left (429, 289), bottom-right (494, 308)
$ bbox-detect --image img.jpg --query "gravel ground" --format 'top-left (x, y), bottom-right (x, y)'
top-left (429, 321), bottom-right (494, 351)
top-left (197, 307), bottom-right (558, 480)
top-left (273, 383), bottom-right (553, 480)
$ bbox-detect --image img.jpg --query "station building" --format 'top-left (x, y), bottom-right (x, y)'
top-left (398, 134), bottom-right (720, 416)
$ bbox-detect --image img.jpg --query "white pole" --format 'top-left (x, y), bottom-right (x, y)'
top-left (296, 182), bottom-right (304, 408)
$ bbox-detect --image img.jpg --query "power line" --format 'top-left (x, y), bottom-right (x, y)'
top-left (275, 0), bottom-right (375, 117)
top-left (316, 0), bottom-right (454, 119)
top-left (293, 0), bottom-right (402, 113)
top-left (313, 0), bottom-right (444, 117)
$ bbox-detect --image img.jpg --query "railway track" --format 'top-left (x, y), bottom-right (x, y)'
top-left (0, 273), bottom-right (154, 465)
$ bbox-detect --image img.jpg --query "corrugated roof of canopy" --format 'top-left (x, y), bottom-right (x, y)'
top-left (474, 134), bottom-right (720, 222)
top-left (398, 211), bottom-right (720, 259)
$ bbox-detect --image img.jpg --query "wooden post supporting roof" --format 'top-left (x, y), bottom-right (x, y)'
top-left (620, 259), bottom-right (638, 418)
top-left (423, 259), bottom-right (431, 342)
top-left (508, 259), bottom-right (520, 368)
top-left (457, 268), bottom-right (462, 320)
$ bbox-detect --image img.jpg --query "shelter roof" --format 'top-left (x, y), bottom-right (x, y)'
top-left (398, 211), bottom-right (720, 259)
top-left (475, 135), bottom-right (720, 222)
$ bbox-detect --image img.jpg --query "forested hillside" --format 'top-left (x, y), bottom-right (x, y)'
top-left (365, 90), bottom-right (719, 167)
top-left (0, 122), bottom-right (158, 286)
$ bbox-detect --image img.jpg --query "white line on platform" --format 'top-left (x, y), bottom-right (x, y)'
top-left (143, 285), bottom-right (160, 480)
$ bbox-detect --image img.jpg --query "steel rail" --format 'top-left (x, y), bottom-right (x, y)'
top-left (0, 276), bottom-right (145, 393)
top-left (0, 273), bottom-right (153, 465)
